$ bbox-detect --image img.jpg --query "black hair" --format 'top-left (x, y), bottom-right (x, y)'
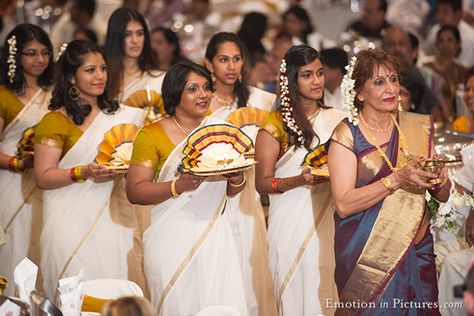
top-left (73, 0), bottom-right (96, 18)
top-left (162, 61), bottom-right (213, 116)
top-left (49, 40), bottom-right (119, 125)
top-left (465, 67), bottom-right (474, 85)
top-left (437, 0), bottom-right (463, 12)
top-left (282, 5), bottom-right (314, 44)
top-left (205, 32), bottom-right (250, 108)
top-left (283, 45), bottom-right (329, 150)
top-left (151, 27), bottom-right (188, 68)
top-left (400, 70), bottom-right (424, 111)
top-left (0, 23), bottom-right (54, 93)
top-left (236, 12), bottom-right (268, 64)
top-left (104, 7), bottom-right (159, 99)
top-left (378, 0), bottom-right (388, 13)
top-left (320, 48), bottom-right (348, 74)
top-left (74, 27), bottom-right (98, 44)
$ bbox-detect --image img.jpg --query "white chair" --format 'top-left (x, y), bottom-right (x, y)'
top-left (82, 279), bottom-right (143, 299)
top-left (196, 305), bottom-right (241, 316)
top-left (81, 279), bottom-right (144, 316)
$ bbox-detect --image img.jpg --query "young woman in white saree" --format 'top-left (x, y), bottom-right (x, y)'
top-left (104, 7), bottom-right (165, 118)
top-left (255, 45), bottom-right (346, 315)
top-left (0, 23), bottom-right (54, 295)
top-left (204, 32), bottom-right (278, 316)
top-left (33, 40), bottom-right (143, 299)
top-left (126, 62), bottom-right (249, 315)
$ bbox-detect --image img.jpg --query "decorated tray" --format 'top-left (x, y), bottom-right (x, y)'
top-left (95, 124), bottom-right (140, 172)
top-left (179, 124), bottom-right (255, 176)
top-left (310, 167), bottom-right (330, 177)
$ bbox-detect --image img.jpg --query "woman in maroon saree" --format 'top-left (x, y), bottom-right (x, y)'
top-left (328, 49), bottom-right (451, 315)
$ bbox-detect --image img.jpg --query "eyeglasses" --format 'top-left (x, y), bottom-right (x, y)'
top-left (184, 83), bottom-right (212, 94)
top-left (21, 50), bottom-right (52, 58)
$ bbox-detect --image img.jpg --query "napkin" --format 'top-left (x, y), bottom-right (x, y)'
top-left (13, 257), bottom-right (38, 306)
top-left (0, 298), bottom-right (21, 316)
top-left (58, 270), bottom-right (84, 316)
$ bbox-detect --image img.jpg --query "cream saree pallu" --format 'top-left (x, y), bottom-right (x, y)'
top-left (143, 119), bottom-right (248, 316)
top-left (268, 146), bottom-right (337, 316)
top-left (212, 86), bottom-right (278, 316)
top-left (0, 88), bottom-right (51, 295)
top-left (40, 106), bottom-right (143, 299)
top-left (268, 108), bottom-right (345, 316)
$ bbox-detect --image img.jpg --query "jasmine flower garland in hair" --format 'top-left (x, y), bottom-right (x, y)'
top-left (7, 35), bottom-right (17, 83)
top-left (341, 56), bottom-right (358, 126)
top-left (279, 59), bottom-right (304, 145)
top-left (57, 43), bottom-right (68, 61)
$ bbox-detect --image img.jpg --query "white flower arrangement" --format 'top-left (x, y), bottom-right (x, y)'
top-left (428, 171), bottom-right (474, 236)
top-left (341, 56), bottom-right (358, 125)
top-left (7, 35), bottom-right (17, 83)
top-left (279, 58), bottom-right (304, 145)
top-left (57, 43), bottom-right (68, 61)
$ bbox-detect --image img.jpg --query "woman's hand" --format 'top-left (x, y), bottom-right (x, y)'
top-left (175, 172), bottom-right (205, 194)
top-left (82, 163), bottom-right (119, 182)
top-left (300, 167), bottom-right (328, 186)
top-left (223, 171), bottom-right (244, 185)
top-left (392, 157), bottom-right (440, 191)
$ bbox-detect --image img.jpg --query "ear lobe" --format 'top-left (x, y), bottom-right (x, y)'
top-left (70, 77), bottom-right (76, 85)
top-left (357, 95), bottom-right (364, 102)
top-left (204, 59), bottom-right (213, 72)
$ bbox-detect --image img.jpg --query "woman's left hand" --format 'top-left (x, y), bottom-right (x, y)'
top-left (301, 167), bottom-right (328, 186)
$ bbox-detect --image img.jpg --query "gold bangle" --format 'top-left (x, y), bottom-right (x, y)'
top-left (70, 166), bottom-right (87, 183)
top-left (228, 173), bottom-right (246, 188)
top-left (170, 178), bottom-right (180, 198)
top-left (381, 176), bottom-right (394, 193)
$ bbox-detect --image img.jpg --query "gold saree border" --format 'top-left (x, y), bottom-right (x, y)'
top-left (337, 112), bottom-right (431, 316)
top-left (157, 194), bottom-right (227, 316)
top-left (278, 192), bottom-right (333, 304)
top-left (58, 180), bottom-right (122, 280)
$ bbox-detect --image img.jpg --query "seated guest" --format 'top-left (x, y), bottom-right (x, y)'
top-left (346, 0), bottom-right (390, 40)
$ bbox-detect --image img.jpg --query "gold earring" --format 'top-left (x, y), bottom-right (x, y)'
top-left (211, 72), bottom-right (216, 85)
top-left (68, 85), bottom-right (80, 102)
top-left (398, 95), bottom-right (403, 112)
top-left (238, 75), bottom-right (242, 82)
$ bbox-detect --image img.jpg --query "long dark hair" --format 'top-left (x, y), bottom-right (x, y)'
top-left (0, 23), bottom-right (54, 93)
top-left (236, 12), bottom-right (268, 63)
top-left (282, 5), bottom-right (314, 44)
top-left (104, 7), bottom-right (158, 99)
top-left (205, 32), bottom-right (250, 108)
top-left (283, 45), bottom-right (328, 150)
top-left (49, 40), bottom-right (119, 125)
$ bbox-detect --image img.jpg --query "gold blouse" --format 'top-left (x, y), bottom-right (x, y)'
top-left (34, 111), bottom-right (83, 156)
top-left (130, 122), bottom-right (176, 177)
top-left (0, 85), bottom-right (24, 127)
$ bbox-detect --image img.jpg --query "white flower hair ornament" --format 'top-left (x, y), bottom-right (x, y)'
top-left (7, 35), bottom-right (17, 83)
top-left (57, 43), bottom-right (68, 61)
top-left (279, 59), bottom-right (304, 146)
top-left (341, 56), bottom-right (358, 126)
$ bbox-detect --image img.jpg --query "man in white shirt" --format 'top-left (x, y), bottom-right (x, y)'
top-left (320, 48), bottom-right (348, 110)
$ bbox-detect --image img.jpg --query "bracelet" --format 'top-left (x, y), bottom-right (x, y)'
top-left (272, 178), bottom-right (283, 193)
top-left (228, 173), bottom-right (246, 188)
top-left (170, 178), bottom-right (180, 198)
top-left (8, 156), bottom-right (24, 173)
top-left (381, 177), bottom-right (394, 193)
top-left (69, 166), bottom-right (87, 183)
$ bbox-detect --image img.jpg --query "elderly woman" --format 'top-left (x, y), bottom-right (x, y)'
top-left (328, 48), bottom-right (450, 315)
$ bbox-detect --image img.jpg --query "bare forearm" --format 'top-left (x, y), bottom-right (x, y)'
top-left (335, 179), bottom-right (391, 218)
top-left (127, 180), bottom-right (174, 205)
top-left (257, 174), bottom-right (305, 194)
top-left (430, 179), bottom-right (451, 202)
top-left (35, 167), bottom-right (75, 190)
top-left (0, 152), bottom-right (13, 170)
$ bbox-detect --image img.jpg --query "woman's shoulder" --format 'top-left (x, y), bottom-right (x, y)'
top-left (453, 115), bottom-right (469, 132)
top-left (248, 86), bottom-right (276, 110)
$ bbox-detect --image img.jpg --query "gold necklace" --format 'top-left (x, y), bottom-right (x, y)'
top-left (213, 93), bottom-right (235, 108)
top-left (360, 116), bottom-right (393, 132)
top-left (360, 113), bottom-right (409, 173)
top-left (307, 107), bottom-right (320, 121)
top-left (172, 116), bottom-right (190, 136)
